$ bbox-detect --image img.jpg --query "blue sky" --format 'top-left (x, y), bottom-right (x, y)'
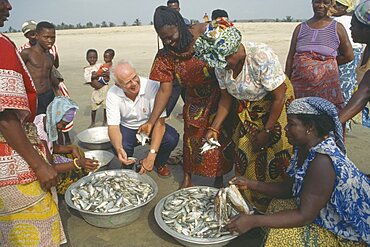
top-left (4, 0), bottom-right (313, 30)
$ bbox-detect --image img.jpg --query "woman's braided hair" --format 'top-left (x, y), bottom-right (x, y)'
top-left (153, 6), bottom-right (193, 52)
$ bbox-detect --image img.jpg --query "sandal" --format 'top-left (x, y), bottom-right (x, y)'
top-left (157, 164), bottom-right (171, 177)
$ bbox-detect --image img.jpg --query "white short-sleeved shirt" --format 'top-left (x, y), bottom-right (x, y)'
top-left (106, 76), bottom-right (166, 129)
top-left (215, 41), bottom-right (286, 101)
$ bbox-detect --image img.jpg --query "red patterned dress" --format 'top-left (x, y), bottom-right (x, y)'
top-left (0, 34), bottom-right (65, 246)
top-left (150, 49), bottom-right (234, 177)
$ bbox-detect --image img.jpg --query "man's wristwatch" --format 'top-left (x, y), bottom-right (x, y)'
top-left (150, 149), bottom-right (157, 154)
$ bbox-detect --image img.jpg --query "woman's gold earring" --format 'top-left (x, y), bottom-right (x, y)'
top-left (307, 130), bottom-right (311, 135)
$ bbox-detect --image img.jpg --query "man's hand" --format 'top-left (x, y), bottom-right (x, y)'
top-left (116, 147), bottom-right (135, 166)
top-left (138, 122), bottom-right (153, 136)
top-left (141, 152), bottom-right (156, 173)
top-left (34, 163), bottom-right (58, 191)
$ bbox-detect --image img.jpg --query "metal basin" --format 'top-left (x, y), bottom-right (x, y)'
top-left (77, 126), bottom-right (112, 150)
top-left (154, 186), bottom-right (238, 247)
top-left (84, 150), bottom-right (114, 171)
top-left (65, 169), bottom-right (158, 228)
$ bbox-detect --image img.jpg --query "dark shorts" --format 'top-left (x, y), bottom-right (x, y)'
top-left (37, 89), bottom-right (55, 114)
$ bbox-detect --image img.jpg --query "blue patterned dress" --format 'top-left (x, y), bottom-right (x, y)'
top-left (287, 137), bottom-right (370, 244)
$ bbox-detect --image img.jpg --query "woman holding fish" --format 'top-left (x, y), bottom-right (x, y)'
top-left (34, 96), bottom-right (99, 194)
top-left (226, 97), bottom-right (370, 246)
top-left (139, 6), bottom-right (234, 188)
top-left (193, 18), bottom-right (294, 212)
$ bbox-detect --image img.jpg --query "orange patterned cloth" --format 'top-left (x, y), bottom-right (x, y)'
top-left (0, 34), bottom-right (38, 187)
top-left (0, 33), bottom-right (65, 246)
top-left (150, 49), bottom-right (234, 177)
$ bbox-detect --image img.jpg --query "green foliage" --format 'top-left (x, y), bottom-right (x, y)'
top-left (284, 16), bottom-right (293, 22)
top-left (133, 18), bottom-right (141, 26)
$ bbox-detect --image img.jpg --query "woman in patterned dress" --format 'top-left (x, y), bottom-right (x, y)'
top-left (138, 6), bottom-right (234, 188)
top-left (226, 97), bottom-right (370, 246)
top-left (194, 18), bottom-right (294, 212)
top-left (340, 0), bottom-right (370, 129)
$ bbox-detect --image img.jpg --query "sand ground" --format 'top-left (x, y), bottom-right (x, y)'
top-left (7, 23), bottom-right (370, 247)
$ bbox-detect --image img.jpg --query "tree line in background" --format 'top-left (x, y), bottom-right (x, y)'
top-left (4, 16), bottom-right (302, 33)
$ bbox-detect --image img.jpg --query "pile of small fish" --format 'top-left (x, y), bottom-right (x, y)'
top-left (71, 172), bottom-right (154, 213)
top-left (161, 187), bottom-right (236, 238)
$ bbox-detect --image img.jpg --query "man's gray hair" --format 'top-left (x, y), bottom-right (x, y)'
top-left (110, 59), bottom-right (134, 84)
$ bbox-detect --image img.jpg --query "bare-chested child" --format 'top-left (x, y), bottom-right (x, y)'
top-left (21, 21), bottom-right (58, 114)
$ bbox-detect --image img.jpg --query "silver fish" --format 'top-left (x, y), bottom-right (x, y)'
top-left (136, 132), bottom-right (149, 146)
top-left (161, 187), bottom-right (235, 239)
top-left (71, 172), bottom-right (154, 214)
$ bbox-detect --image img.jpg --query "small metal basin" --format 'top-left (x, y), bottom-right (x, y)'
top-left (84, 150), bottom-right (114, 170)
top-left (77, 126), bottom-right (112, 150)
top-left (154, 186), bottom-right (238, 247)
top-left (65, 169), bottom-right (158, 228)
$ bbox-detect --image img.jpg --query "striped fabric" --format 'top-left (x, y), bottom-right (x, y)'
top-left (296, 20), bottom-right (340, 57)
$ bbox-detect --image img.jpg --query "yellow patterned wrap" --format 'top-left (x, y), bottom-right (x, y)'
top-left (264, 199), bottom-right (367, 247)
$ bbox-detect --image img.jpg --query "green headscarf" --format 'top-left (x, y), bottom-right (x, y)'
top-left (194, 18), bottom-right (242, 69)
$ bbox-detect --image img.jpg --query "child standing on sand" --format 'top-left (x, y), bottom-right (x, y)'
top-left (83, 49), bottom-right (103, 127)
top-left (95, 48), bottom-right (115, 85)
top-left (83, 48), bottom-right (114, 127)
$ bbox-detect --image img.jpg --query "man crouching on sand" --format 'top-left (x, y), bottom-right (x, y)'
top-left (106, 60), bottom-right (179, 177)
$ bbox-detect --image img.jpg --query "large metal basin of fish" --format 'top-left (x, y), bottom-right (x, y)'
top-left (65, 169), bottom-right (158, 228)
top-left (77, 126), bottom-right (112, 150)
top-left (154, 186), bottom-right (238, 247)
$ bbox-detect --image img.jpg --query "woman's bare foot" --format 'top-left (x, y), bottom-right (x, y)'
top-left (179, 173), bottom-right (192, 189)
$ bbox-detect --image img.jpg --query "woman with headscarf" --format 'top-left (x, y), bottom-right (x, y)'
top-left (138, 6), bottom-right (234, 188)
top-left (286, 0), bottom-right (354, 110)
top-left (226, 97), bottom-right (370, 246)
top-left (194, 18), bottom-right (294, 212)
top-left (333, 0), bottom-right (365, 130)
top-left (34, 96), bottom-right (99, 194)
top-left (340, 0), bottom-right (370, 130)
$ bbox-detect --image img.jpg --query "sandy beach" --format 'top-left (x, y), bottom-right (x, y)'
top-left (6, 23), bottom-right (370, 246)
